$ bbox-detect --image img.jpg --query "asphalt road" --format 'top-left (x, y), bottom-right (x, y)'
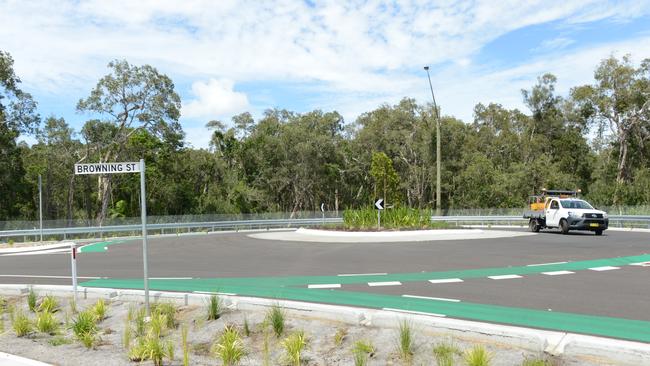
top-left (1, 229), bottom-right (649, 323)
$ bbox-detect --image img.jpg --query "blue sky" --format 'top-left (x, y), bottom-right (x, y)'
top-left (2, 0), bottom-right (650, 148)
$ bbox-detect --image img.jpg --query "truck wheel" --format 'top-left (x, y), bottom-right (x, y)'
top-left (560, 219), bottom-right (569, 234)
top-left (595, 230), bottom-right (603, 236)
top-left (529, 219), bottom-right (540, 233)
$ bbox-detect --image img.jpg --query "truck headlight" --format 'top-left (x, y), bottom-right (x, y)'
top-left (568, 211), bottom-right (582, 218)
top-left (603, 212), bottom-right (608, 219)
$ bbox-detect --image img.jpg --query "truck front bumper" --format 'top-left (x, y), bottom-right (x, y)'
top-left (567, 217), bottom-right (609, 231)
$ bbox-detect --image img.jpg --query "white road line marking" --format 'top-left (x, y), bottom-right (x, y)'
top-left (588, 266), bottom-right (620, 271)
top-left (368, 281), bottom-right (402, 287)
top-left (338, 273), bottom-right (387, 277)
top-left (428, 278), bottom-right (464, 284)
top-left (526, 261), bottom-right (569, 267)
top-left (488, 274), bottom-right (522, 280)
top-left (193, 291), bottom-right (237, 296)
top-left (402, 294), bottom-right (460, 302)
top-left (1, 248), bottom-right (71, 256)
top-left (149, 277), bottom-right (193, 280)
top-left (0, 274), bottom-right (102, 279)
top-left (382, 308), bottom-right (446, 317)
top-left (307, 284), bottom-right (341, 289)
top-left (629, 262), bottom-right (650, 267)
top-left (541, 270), bottom-right (575, 276)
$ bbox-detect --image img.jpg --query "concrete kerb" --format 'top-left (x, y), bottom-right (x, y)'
top-left (0, 352), bottom-right (52, 366)
top-left (1, 285), bottom-right (649, 364)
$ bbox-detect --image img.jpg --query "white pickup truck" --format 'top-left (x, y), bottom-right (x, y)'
top-left (524, 193), bottom-right (609, 235)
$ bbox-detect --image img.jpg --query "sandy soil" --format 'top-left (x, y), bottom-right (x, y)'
top-left (0, 294), bottom-right (603, 366)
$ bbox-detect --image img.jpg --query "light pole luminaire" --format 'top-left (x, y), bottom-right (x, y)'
top-left (424, 66), bottom-right (441, 216)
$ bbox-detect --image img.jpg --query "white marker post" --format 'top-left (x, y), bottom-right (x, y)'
top-left (70, 242), bottom-right (77, 303)
top-left (74, 160), bottom-right (149, 314)
top-left (320, 203), bottom-right (325, 225)
top-left (375, 199), bottom-right (384, 229)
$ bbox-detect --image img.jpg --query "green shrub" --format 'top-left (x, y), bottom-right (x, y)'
top-left (71, 310), bottom-right (98, 348)
top-left (433, 341), bottom-right (461, 366)
top-left (266, 305), bottom-right (285, 338)
top-left (343, 207), bottom-right (447, 230)
top-left (129, 335), bottom-right (174, 366)
top-left (206, 294), bottom-right (222, 320)
top-left (39, 295), bottom-right (59, 313)
top-left (133, 306), bottom-right (147, 336)
top-left (396, 320), bottom-right (414, 363)
top-left (351, 340), bottom-right (375, 366)
top-left (151, 301), bottom-right (177, 329)
top-left (27, 288), bottom-right (38, 312)
top-left (282, 330), bottom-right (307, 366)
top-left (147, 311), bottom-right (169, 338)
top-left (35, 311), bottom-right (59, 334)
top-left (464, 345), bottom-right (492, 366)
top-left (12, 309), bottom-right (32, 337)
top-left (212, 324), bottom-right (245, 366)
top-left (91, 298), bottom-right (108, 322)
top-left (334, 328), bottom-right (348, 346)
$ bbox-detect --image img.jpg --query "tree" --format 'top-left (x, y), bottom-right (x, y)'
top-left (370, 152), bottom-right (400, 206)
top-left (0, 50), bottom-right (39, 220)
top-left (77, 59), bottom-right (183, 223)
top-left (571, 55), bottom-right (650, 204)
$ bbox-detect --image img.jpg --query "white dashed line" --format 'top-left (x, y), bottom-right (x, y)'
top-left (428, 278), bottom-right (464, 284)
top-left (488, 274), bottom-right (522, 280)
top-left (382, 308), bottom-right (446, 317)
top-left (588, 266), bottom-right (620, 271)
top-left (338, 273), bottom-right (387, 277)
top-left (526, 261), bottom-right (569, 267)
top-left (307, 284), bottom-right (341, 289)
top-left (630, 262), bottom-right (650, 267)
top-left (402, 294), bottom-right (460, 302)
top-left (368, 281), bottom-right (402, 287)
top-left (541, 270), bottom-right (575, 276)
top-left (149, 277), bottom-right (193, 280)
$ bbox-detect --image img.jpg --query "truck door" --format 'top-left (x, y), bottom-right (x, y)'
top-left (546, 199), bottom-right (560, 227)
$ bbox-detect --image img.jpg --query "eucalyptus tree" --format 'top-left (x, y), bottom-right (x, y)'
top-left (77, 60), bottom-right (183, 223)
top-left (571, 55), bottom-right (650, 204)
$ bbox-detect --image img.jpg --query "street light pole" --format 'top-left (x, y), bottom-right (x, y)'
top-left (424, 66), bottom-right (441, 216)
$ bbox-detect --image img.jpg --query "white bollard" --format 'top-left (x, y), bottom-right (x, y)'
top-left (70, 242), bottom-right (78, 304)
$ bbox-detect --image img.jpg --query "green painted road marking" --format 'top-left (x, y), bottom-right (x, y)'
top-left (81, 277), bottom-right (650, 343)
top-left (79, 240), bottom-right (131, 253)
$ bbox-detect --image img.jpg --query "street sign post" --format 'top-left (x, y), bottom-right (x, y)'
top-left (375, 199), bottom-right (384, 229)
top-left (74, 160), bottom-right (150, 315)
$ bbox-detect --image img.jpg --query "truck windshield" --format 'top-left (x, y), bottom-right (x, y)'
top-left (560, 200), bottom-right (593, 209)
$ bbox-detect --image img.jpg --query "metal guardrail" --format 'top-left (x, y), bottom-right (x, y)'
top-left (1, 215), bottom-right (648, 240)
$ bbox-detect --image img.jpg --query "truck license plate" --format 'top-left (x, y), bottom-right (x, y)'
top-left (590, 223), bottom-right (599, 227)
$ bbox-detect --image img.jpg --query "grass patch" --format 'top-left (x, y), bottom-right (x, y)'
top-left (12, 309), bottom-right (32, 337)
top-left (432, 341), bottom-right (462, 366)
top-left (206, 294), bottom-right (222, 320)
top-left (212, 324), bottom-right (245, 366)
top-left (396, 320), bottom-right (415, 363)
top-left (334, 328), bottom-right (348, 346)
top-left (151, 301), bottom-right (178, 329)
top-left (71, 310), bottom-right (98, 348)
top-left (522, 357), bottom-right (554, 366)
top-left (129, 335), bottom-right (174, 366)
top-left (464, 345), bottom-right (492, 366)
top-left (48, 335), bottom-right (73, 346)
top-left (39, 295), bottom-right (59, 313)
top-left (91, 298), bottom-right (108, 322)
top-left (181, 324), bottom-right (190, 366)
top-left (351, 340), bottom-right (375, 366)
top-left (35, 310), bottom-right (59, 335)
top-left (266, 304), bottom-right (285, 338)
top-left (282, 330), bottom-right (307, 366)
top-left (243, 316), bottom-right (251, 337)
top-left (27, 288), bottom-right (37, 312)
top-left (122, 318), bottom-right (132, 349)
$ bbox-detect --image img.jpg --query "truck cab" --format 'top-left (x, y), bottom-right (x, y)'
top-left (523, 190), bottom-right (609, 235)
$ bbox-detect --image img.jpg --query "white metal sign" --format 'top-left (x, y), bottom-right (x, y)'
top-left (74, 162), bottom-right (140, 175)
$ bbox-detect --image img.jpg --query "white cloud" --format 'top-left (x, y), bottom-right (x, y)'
top-left (183, 78), bottom-right (249, 119)
top-left (2, 0), bottom-right (650, 149)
